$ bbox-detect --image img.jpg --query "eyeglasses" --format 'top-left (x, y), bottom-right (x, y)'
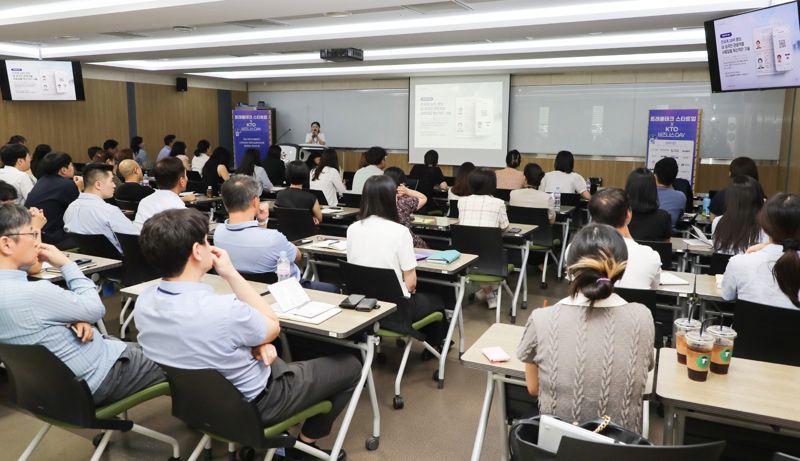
top-left (3, 231), bottom-right (40, 240)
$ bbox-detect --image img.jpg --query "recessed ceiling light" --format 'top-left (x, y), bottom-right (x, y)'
top-left (172, 25), bottom-right (195, 33)
top-left (323, 11), bottom-right (352, 18)
top-left (588, 32), bottom-right (603, 35)
top-left (55, 35), bottom-right (80, 41)
top-left (524, 36), bottom-right (534, 40)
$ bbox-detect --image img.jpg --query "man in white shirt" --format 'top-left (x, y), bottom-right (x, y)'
top-left (586, 188), bottom-right (662, 289)
top-left (156, 134), bottom-right (175, 162)
top-left (134, 157), bottom-right (190, 229)
top-left (304, 121), bottom-right (326, 145)
top-left (350, 146), bottom-right (386, 194)
top-left (0, 144), bottom-right (34, 204)
top-left (64, 164), bottom-right (139, 254)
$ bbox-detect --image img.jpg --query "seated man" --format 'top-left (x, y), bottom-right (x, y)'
top-left (0, 143), bottom-right (34, 204)
top-left (115, 159), bottom-right (155, 203)
top-left (24, 152), bottom-right (82, 249)
top-left (133, 157), bottom-right (193, 229)
top-left (586, 188), bottom-right (662, 289)
top-left (0, 203), bottom-right (164, 405)
top-left (653, 157), bottom-right (687, 229)
top-left (63, 163), bottom-right (139, 254)
top-left (134, 208), bottom-right (360, 460)
top-left (216, 175), bottom-right (338, 293)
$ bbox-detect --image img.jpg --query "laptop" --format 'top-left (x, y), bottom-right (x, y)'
top-left (537, 415), bottom-right (617, 452)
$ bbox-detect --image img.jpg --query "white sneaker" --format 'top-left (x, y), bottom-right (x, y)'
top-left (486, 292), bottom-right (497, 310)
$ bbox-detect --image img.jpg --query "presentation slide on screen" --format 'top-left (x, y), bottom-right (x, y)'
top-left (4, 60), bottom-right (77, 101)
top-left (712, 2), bottom-right (800, 91)
top-left (409, 75), bottom-right (509, 167)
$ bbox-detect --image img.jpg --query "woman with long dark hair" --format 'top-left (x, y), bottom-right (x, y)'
top-left (310, 148), bottom-right (346, 206)
top-left (131, 136), bottom-right (149, 169)
top-left (409, 149), bottom-right (447, 206)
top-left (347, 175), bottom-right (445, 345)
top-left (383, 166), bottom-right (428, 249)
top-left (448, 161), bottom-right (475, 200)
top-left (712, 175), bottom-right (767, 255)
top-left (30, 144), bottom-right (52, 179)
top-left (201, 146), bottom-right (231, 192)
top-left (236, 148), bottom-right (273, 194)
top-left (518, 223), bottom-right (654, 432)
top-left (625, 168), bottom-right (671, 241)
top-left (722, 193), bottom-right (800, 308)
top-left (168, 141), bottom-right (190, 172)
top-left (191, 139), bottom-right (211, 174)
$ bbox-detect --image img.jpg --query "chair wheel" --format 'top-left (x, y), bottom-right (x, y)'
top-left (393, 395), bottom-right (404, 409)
top-left (420, 348), bottom-right (434, 361)
top-left (521, 301), bottom-right (528, 310)
top-left (92, 433), bottom-right (105, 448)
top-left (203, 447), bottom-right (212, 460)
top-left (167, 457), bottom-right (180, 461)
top-left (431, 370), bottom-right (439, 382)
top-left (238, 446), bottom-right (255, 461)
top-left (437, 378), bottom-right (444, 390)
top-left (366, 436), bottom-right (380, 451)
top-left (510, 315), bottom-right (516, 324)
top-left (228, 452), bottom-right (237, 461)
top-left (375, 352), bottom-right (387, 364)
top-left (395, 339), bottom-right (406, 348)
top-left (540, 282), bottom-right (548, 289)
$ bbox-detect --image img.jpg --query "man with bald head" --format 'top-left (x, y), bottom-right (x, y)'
top-left (115, 159), bottom-right (154, 203)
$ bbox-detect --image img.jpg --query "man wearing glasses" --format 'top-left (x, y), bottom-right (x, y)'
top-left (0, 203), bottom-right (164, 405)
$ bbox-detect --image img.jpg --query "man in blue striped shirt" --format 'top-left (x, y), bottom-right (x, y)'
top-left (0, 203), bottom-right (163, 405)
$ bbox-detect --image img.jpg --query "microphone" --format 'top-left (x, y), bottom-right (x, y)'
top-left (275, 128), bottom-right (292, 143)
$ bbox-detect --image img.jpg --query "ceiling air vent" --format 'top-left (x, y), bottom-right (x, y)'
top-left (402, 1), bottom-right (473, 14)
top-left (100, 31), bottom-right (150, 39)
top-left (224, 19), bottom-right (290, 29)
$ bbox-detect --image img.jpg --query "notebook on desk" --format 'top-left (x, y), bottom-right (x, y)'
top-left (269, 278), bottom-right (340, 324)
top-left (426, 249), bottom-right (461, 264)
top-left (311, 239), bottom-right (347, 252)
top-left (659, 272), bottom-right (690, 285)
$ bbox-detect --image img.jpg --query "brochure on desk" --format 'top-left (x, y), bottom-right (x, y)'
top-left (269, 278), bottom-right (340, 324)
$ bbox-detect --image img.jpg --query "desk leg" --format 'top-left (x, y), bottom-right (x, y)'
top-left (510, 246), bottom-right (529, 324)
top-left (438, 276), bottom-right (467, 389)
top-left (498, 378), bottom-right (509, 461)
top-left (330, 334), bottom-right (380, 458)
top-left (471, 372), bottom-right (496, 461)
top-left (557, 218), bottom-right (570, 279)
top-left (674, 409), bottom-right (686, 445)
top-left (662, 403), bottom-right (675, 445)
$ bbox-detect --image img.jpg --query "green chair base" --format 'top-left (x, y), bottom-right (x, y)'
top-left (467, 264), bottom-right (515, 283)
top-left (263, 401), bottom-right (332, 437)
top-left (376, 311), bottom-right (444, 338)
top-left (95, 382), bottom-right (171, 420)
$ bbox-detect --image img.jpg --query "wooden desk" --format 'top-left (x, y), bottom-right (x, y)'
top-left (263, 288), bottom-right (397, 458)
top-left (658, 348), bottom-right (800, 445)
top-left (28, 252), bottom-right (122, 283)
top-left (298, 235), bottom-right (477, 388)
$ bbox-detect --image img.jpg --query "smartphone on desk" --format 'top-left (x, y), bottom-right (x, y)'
top-left (506, 227), bottom-right (522, 234)
top-left (73, 258), bottom-right (94, 266)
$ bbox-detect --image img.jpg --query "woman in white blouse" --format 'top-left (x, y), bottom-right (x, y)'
top-left (541, 150), bottom-right (591, 200)
top-left (235, 148), bottom-right (273, 194)
top-left (310, 148), bottom-right (346, 206)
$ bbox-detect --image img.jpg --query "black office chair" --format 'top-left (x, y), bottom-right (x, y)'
top-left (241, 272), bottom-right (278, 284)
top-left (708, 253), bottom-right (732, 276)
top-left (589, 177), bottom-right (603, 195)
top-left (773, 453), bottom-right (800, 461)
top-left (115, 232), bottom-right (160, 339)
top-left (308, 188), bottom-right (328, 206)
top-left (343, 171), bottom-right (355, 187)
top-left (559, 192), bottom-right (582, 207)
top-left (613, 287), bottom-right (667, 347)
top-left (186, 170), bottom-right (202, 182)
top-left (444, 176), bottom-right (455, 186)
top-left (493, 189), bottom-right (511, 202)
top-left (274, 206), bottom-right (318, 242)
top-left (0, 343), bottom-right (179, 461)
top-left (637, 240), bottom-right (673, 270)
top-left (160, 364), bottom-right (333, 461)
top-left (115, 198), bottom-right (139, 212)
top-left (67, 232), bottom-right (122, 259)
top-left (340, 192), bottom-right (361, 208)
top-left (339, 260), bottom-right (444, 403)
top-left (555, 437), bottom-right (725, 461)
top-left (733, 300), bottom-right (800, 366)
top-left (506, 206), bottom-right (558, 291)
top-left (448, 199), bottom-right (459, 218)
top-left (450, 224), bottom-right (516, 323)
top-left (405, 177), bottom-right (419, 190)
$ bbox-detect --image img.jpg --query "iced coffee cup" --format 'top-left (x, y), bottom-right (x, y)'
top-left (673, 318), bottom-right (701, 364)
top-left (685, 331), bottom-right (714, 382)
top-left (706, 325), bottom-right (737, 375)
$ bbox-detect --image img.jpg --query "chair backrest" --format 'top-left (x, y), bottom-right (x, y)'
top-left (555, 437), bottom-right (725, 461)
top-left (241, 271), bottom-right (278, 284)
top-left (444, 175), bottom-right (455, 186)
top-left (115, 233), bottom-right (160, 287)
top-left (450, 224), bottom-right (508, 277)
top-left (338, 260), bottom-right (406, 301)
top-left (0, 343), bottom-right (128, 431)
top-left (115, 198), bottom-right (139, 212)
top-left (493, 189), bottom-right (511, 202)
top-left (159, 365), bottom-right (288, 449)
top-left (637, 240), bottom-right (672, 270)
top-left (773, 453), bottom-right (800, 461)
top-left (308, 188), bottom-right (328, 206)
top-left (589, 177), bottom-right (602, 195)
top-left (273, 206), bottom-right (318, 242)
top-left (186, 179), bottom-right (206, 194)
top-left (343, 171), bottom-right (355, 187)
top-left (186, 170), bottom-right (202, 182)
top-left (506, 206), bottom-right (553, 247)
top-left (448, 199), bottom-right (459, 218)
top-left (340, 192), bottom-right (361, 208)
top-left (67, 232), bottom-right (122, 259)
top-left (708, 253), bottom-right (732, 276)
top-left (613, 287), bottom-right (657, 311)
top-left (559, 192), bottom-right (582, 206)
top-left (733, 300), bottom-right (800, 366)
top-left (405, 177), bottom-right (419, 190)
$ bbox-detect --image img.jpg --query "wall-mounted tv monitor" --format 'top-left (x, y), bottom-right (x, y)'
top-left (0, 60), bottom-right (85, 101)
top-left (705, 2), bottom-right (800, 93)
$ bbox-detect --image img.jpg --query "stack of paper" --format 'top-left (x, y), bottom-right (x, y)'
top-left (659, 272), bottom-right (690, 285)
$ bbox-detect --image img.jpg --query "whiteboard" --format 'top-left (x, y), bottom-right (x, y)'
top-left (249, 89), bottom-right (409, 149)
top-left (509, 82), bottom-right (784, 160)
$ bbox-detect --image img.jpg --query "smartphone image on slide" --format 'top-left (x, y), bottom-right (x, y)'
top-left (54, 71), bottom-right (69, 94)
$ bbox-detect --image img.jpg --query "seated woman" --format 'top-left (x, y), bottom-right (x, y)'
top-left (448, 161), bottom-right (474, 201)
top-left (201, 146), bottom-right (232, 193)
top-left (309, 148), bottom-right (346, 206)
top-left (168, 141), bottom-right (191, 172)
top-left (625, 168), bottom-right (671, 241)
top-left (712, 175), bottom-right (767, 255)
top-left (409, 149), bottom-right (447, 214)
top-left (275, 161), bottom-right (323, 224)
top-left (384, 166), bottom-right (428, 249)
top-left (262, 144), bottom-right (286, 187)
top-left (495, 149), bottom-right (525, 190)
top-left (236, 147), bottom-right (273, 195)
top-left (540, 150), bottom-right (590, 200)
top-left (722, 192), bottom-right (800, 309)
top-left (517, 223), bottom-right (655, 432)
top-left (509, 162), bottom-right (555, 224)
top-left (347, 175), bottom-right (445, 346)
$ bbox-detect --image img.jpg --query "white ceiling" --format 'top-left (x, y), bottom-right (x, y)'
top-left (0, 0), bottom-right (789, 81)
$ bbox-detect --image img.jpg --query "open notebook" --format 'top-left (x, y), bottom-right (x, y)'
top-left (269, 278), bottom-right (340, 324)
top-left (659, 272), bottom-right (690, 285)
top-left (684, 225), bottom-right (713, 247)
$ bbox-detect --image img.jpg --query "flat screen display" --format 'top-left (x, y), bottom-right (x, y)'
top-left (0, 60), bottom-right (85, 101)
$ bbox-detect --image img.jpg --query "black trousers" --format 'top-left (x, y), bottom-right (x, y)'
top-left (255, 354), bottom-right (361, 439)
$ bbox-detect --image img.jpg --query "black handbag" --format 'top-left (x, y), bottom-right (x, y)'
top-left (509, 415), bottom-right (650, 461)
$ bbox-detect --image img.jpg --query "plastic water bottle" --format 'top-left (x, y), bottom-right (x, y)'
top-left (553, 187), bottom-right (561, 210)
top-left (702, 196), bottom-right (711, 216)
top-left (277, 251), bottom-right (292, 281)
